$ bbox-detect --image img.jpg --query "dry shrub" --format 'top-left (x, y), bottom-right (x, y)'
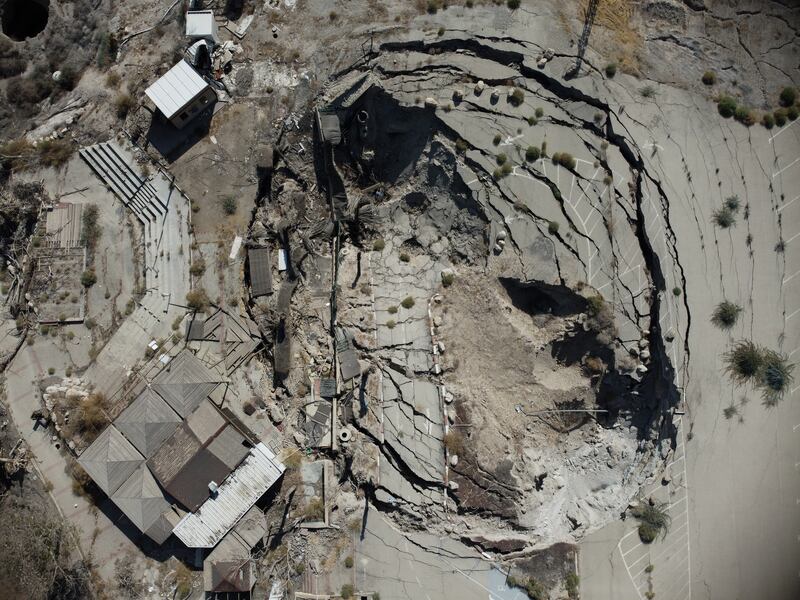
top-left (304, 497), bottom-right (325, 521)
top-left (579, 0), bottom-right (642, 75)
top-left (68, 392), bottom-right (109, 443)
top-left (584, 355), bottom-right (605, 374)
top-left (443, 431), bottom-right (465, 456)
top-left (37, 139), bottom-right (74, 167)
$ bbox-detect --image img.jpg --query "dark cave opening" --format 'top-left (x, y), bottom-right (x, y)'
top-left (2, 0), bottom-right (49, 42)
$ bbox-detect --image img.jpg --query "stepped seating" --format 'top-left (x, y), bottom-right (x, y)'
top-left (79, 142), bottom-right (168, 224)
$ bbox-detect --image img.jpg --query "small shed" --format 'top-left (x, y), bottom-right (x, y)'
top-left (248, 247), bottom-right (273, 297)
top-left (185, 10), bottom-right (219, 43)
top-left (145, 60), bottom-right (216, 129)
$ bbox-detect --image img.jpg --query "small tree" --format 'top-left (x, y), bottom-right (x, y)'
top-left (605, 63), bottom-right (617, 78)
top-left (509, 87), bottom-right (525, 106)
top-left (525, 146), bottom-right (540, 162)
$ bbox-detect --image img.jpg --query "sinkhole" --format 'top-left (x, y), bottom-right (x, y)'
top-left (2, 0), bottom-right (50, 42)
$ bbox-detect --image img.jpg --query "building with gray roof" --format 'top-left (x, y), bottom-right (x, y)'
top-left (114, 388), bottom-right (182, 458)
top-left (78, 425), bottom-right (144, 495)
top-left (152, 350), bottom-right (221, 417)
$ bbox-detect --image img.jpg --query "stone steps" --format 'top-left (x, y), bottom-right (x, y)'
top-left (79, 142), bottom-right (167, 224)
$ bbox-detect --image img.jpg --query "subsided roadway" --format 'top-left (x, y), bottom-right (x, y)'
top-left (581, 74), bottom-right (800, 600)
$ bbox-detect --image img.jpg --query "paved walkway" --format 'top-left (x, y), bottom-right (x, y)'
top-left (3, 343), bottom-right (140, 580)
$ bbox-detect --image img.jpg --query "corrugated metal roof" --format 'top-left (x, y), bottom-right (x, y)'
top-left (145, 60), bottom-right (209, 119)
top-left (248, 247), bottom-right (273, 297)
top-left (172, 443), bottom-right (285, 548)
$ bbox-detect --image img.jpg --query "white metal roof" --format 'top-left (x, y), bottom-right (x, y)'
top-left (145, 60), bottom-right (210, 119)
top-left (186, 10), bottom-right (215, 38)
top-left (172, 443), bottom-right (285, 548)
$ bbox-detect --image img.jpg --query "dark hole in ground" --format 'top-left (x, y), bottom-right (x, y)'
top-left (2, 0), bottom-right (49, 41)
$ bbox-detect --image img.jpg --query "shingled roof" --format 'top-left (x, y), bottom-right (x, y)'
top-left (111, 464), bottom-right (170, 533)
top-left (115, 388), bottom-right (182, 457)
top-left (152, 351), bottom-right (221, 417)
top-left (78, 426), bottom-right (145, 495)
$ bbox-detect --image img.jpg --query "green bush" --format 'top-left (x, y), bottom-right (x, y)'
top-left (787, 105), bottom-right (799, 121)
top-left (455, 138), bottom-right (468, 153)
top-left (717, 96), bottom-right (737, 118)
top-left (441, 271), bottom-right (455, 287)
top-left (711, 301), bottom-right (741, 329)
top-left (399, 252), bottom-right (410, 263)
top-left (341, 584), bottom-right (354, 599)
top-left (762, 112), bottom-right (775, 129)
top-left (221, 196), bottom-right (237, 215)
top-left (492, 133), bottom-right (502, 146)
top-left (672, 286), bottom-right (681, 296)
top-left (501, 162), bottom-right (513, 175)
top-left (558, 152), bottom-right (576, 170)
top-left (759, 350), bottom-right (794, 405)
top-left (779, 86), bottom-right (796, 107)
top-left (547, 221), bottom-right (559, 234)
top-left (81, 270), bottom-right (97, 287)
top-left (734, 106), bottom-right (756, 126)
top-left (373, 238), bottom-right (385, 251)
top-left (507, 0), bottom-right (521, 8)
top-left (640, 85), bottom-right (655, 98)
top-left (712, 207), bottom-right (735, 228)
top-left (605, 63), bottom-right (617, 78)
top-left (387, 305), bottom-right (398, 314)
top-left (701, 70), bottom-right (716, 85)
top-left (565, 572), bottom-right (579, 600)
top-left (535, 107), bottom-right (544, 118)
top-left (631, 502), bottom-right (671, 544)
top-left (525, 146), bottom-right (540, 162)
top-left (386, 319), bottom-right (396, 329)
top-left (344, 555), bottom-right (354, 568)
top-left (724, 195), bottom-right (740, 212)
top-left (496, 153), bottom-right (508, 165)
top-left (401, 296), bottom-right (415, 309)
top-left (81, 204), bottom-right (101, 251)
top-left (509, 87), bottom-right (525, 106)
top-left (724, 340), bottom-right (763, 384)
top-left (774, 109), bottom-right (787, 127)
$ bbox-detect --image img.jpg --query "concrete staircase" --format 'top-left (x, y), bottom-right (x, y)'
top-left (79, 142), bottom-right (168, 226)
